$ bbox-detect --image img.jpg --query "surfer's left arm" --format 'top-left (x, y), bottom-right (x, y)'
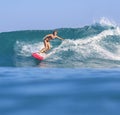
top-left (56, 36), bottom-right (64, 40)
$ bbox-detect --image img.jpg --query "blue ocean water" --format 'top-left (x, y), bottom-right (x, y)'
top-left (0, 18), bottom-right (120, 115)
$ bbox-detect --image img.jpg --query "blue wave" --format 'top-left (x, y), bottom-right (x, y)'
top-left (0, 22), bottom-right (120, 68)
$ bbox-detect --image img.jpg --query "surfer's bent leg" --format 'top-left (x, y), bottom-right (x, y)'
top-left (44, 42), bottom-right (50, 52)
top-left (40, 40), bottom-right (50, 53)
top-left (40, 40), bottom-right (46, 53)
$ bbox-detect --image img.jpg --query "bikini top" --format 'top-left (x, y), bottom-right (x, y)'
top-left (44, 35), bottom-right (55, 41)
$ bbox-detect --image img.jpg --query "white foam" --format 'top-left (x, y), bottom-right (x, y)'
top-left (14, 26), bottom-right (120, 62)
top-left (53, 28), bottom-right (120, 61)
top-left (14, 41), bottom-right (44, 57)
top-left (99, 17), bottom-right (117, 27)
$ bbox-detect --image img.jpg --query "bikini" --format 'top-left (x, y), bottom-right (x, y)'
top-left (44, 36), bottom-right (54, 42)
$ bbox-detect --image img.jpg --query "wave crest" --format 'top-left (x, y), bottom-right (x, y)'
top-left (0, 18), bottom-right (120, 67)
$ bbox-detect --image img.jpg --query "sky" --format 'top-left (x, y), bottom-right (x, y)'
top-left (0, 0), bottom-right (120, 32)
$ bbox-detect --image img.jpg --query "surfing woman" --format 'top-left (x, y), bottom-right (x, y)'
top-left (40, 30), bottom-right (64, 53)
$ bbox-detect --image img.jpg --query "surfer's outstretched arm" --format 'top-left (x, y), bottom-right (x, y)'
top-left (56, 36), bottom-right (64, 40)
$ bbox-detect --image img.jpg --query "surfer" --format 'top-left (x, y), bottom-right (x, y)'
top-left (40, 30), bottom-right (64, 53)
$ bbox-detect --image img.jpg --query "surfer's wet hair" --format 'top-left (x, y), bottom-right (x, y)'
top-left (53, 30), bottom-right (58, 35)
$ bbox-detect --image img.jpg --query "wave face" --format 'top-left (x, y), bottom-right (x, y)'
top-left (1, 18), bottom-right (120, 68)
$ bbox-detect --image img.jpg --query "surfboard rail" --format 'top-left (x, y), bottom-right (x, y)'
top-left (32, 52), bottom-right (44, 60)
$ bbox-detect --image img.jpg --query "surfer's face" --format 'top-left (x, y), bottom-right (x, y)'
top-left (55, 31), bottom-right (57, 35)
top-left (53, 31), bottom-right (57, 35)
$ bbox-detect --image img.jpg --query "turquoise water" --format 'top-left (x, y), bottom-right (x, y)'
top-left (1, 22), bottom-right (120, 68)
top-left (0, 20), bottom-right (120, 115)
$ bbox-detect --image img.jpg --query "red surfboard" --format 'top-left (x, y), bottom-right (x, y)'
top-left (32, 52), bottom-right (45, 60)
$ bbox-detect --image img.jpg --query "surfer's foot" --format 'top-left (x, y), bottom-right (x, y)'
top-left (39, 50), bottom-right (46, 54)
top-left (42, 51), bottom-right (46, 53)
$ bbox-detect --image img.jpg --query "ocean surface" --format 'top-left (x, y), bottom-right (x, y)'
top-left (0, 18), bottom-right (120, 115)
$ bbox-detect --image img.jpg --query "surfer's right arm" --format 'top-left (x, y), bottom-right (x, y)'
top-left (56, 36), bottom-right (64, 40)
